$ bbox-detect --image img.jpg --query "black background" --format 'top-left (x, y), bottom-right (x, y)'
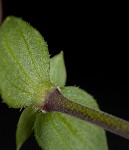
top-left (0, 1), bottom-right (129, 149)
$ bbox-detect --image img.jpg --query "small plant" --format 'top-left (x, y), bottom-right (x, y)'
top-left (0, 16), bottom-right (129, 150)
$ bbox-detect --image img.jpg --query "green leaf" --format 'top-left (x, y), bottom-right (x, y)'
top-left (16, 106), bottom-right (39, 150)
top-left (50, 51), bottom-right (66, 87)
top-left (34, 86), bottom-right (108, 150)
top-left (0, 16), bottom-right (54, 108)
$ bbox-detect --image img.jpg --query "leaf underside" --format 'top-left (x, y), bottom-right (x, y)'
top-left (16, 106), bottom-right (39, 150)
top-left (0, 16), bottom-right (52, 108)
top-left (50, 51), bottom-right (66, 87)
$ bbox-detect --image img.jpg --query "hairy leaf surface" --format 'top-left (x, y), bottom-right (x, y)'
top-left (0, 16), bottom-right (53, 108)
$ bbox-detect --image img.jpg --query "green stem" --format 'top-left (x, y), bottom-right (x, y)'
top-left (42, 88), bottom-right (129, 140)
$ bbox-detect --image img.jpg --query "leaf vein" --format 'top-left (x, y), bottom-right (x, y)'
top-left (50, 113), bottom-right (72, 149)
top-left (14, 21), bottom-right (44, 83)
top-left (4, 33), bottom-right (37, 86)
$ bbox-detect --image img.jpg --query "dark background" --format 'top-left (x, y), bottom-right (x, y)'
top-left (0, 0), bottom-right (129, 149)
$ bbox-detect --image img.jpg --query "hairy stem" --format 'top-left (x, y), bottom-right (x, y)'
top-left (41, 88), bottom-right (129, 140)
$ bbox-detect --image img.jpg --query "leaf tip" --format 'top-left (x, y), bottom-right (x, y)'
top-left (3, 16), bottom-right (15, 22)
top-left (59, 50), bottom-right (64, 58)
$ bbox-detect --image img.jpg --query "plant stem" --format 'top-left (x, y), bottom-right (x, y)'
top-left (42, 88), bottom-right (129, 140)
